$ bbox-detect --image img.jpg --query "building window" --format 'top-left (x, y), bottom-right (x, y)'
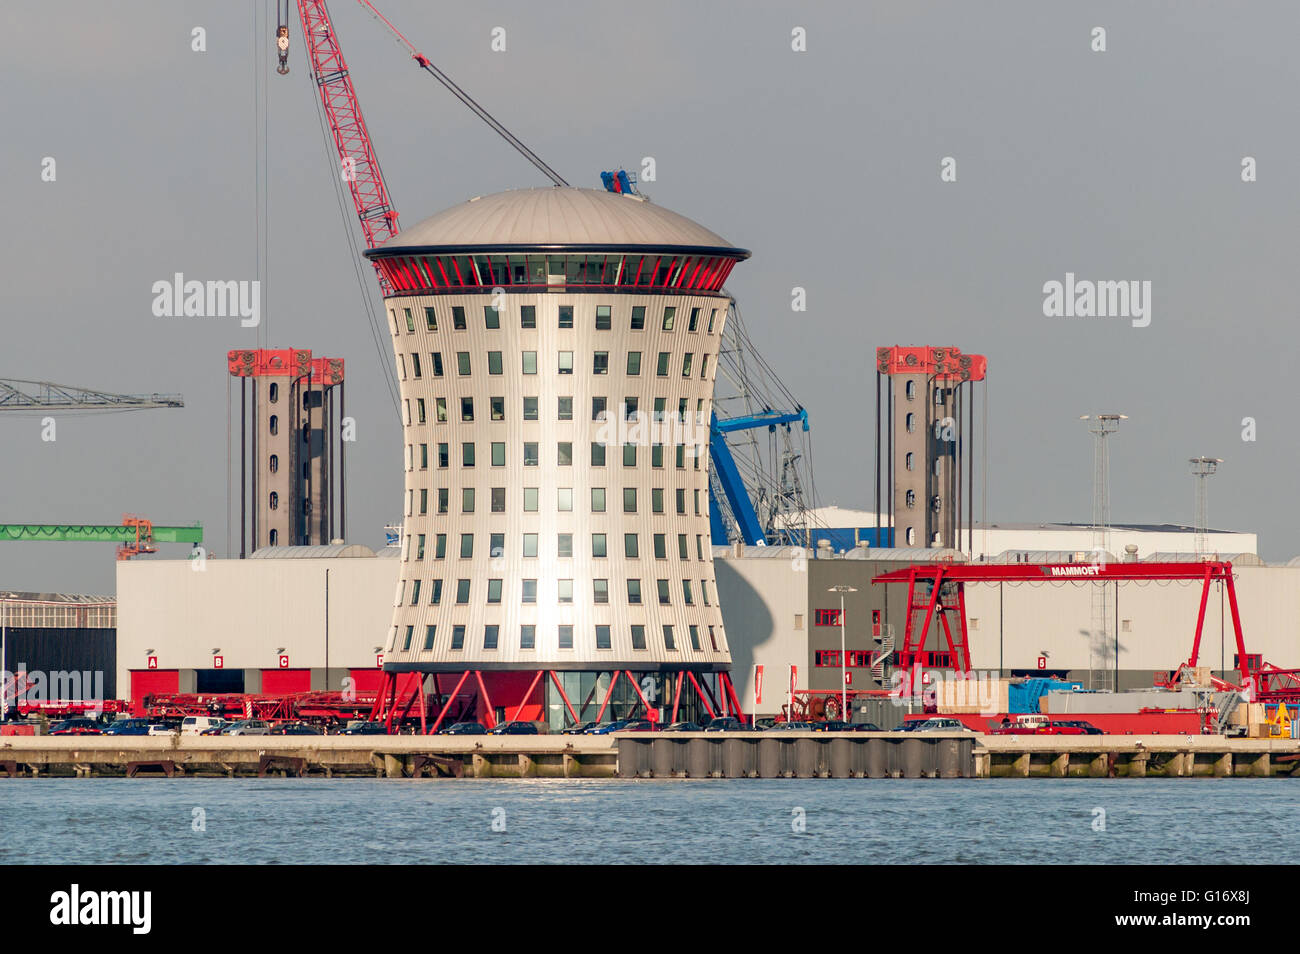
top-left (653, 534), bottom-right (666, 559)
top-left (557, 442), bottom-right (573, 466)
top-left (623, 444), bottom-right (637, 467)
top-left (689, 626), bottom-right (701, 651)
top-left (906, 489), bottom-right (915, 509)
top-left (558, 534), bottom-right (574, 558)
top-left (269, 415), bottom-right (278, 436)
top-left (523, 396), bottom-right (538, 420)
top-left (558, 305), bottom-right (574, 329)
top-left (624, 487), bottom-right (637, 513)
top-left (491, 487), bottom-right (505, 512)
top-left (906, 412), bottom-right (915, 433)
top-left (268, 383), bottom-right (279, 403)
top-left (656, 352), bottom-right (670, 377)
top-left (522, 579), bottom-right (537, 603)
top-left (627, 352), bottom-right (641, 375)
top-left (631, 625), bottom-right (647, 650)
top-left (595, 625), bottom-right (611, 650)
top-left (411, 353), bottom-right (422, 378)
top-left (591, 442), bottom-right (606, 467)
top-left (268, 492), bottom-right (278, 511)
top-left (484, 306), bottom-right (500, 329)
top-left (663, 625), bottom-right (676, 651)
top-left (462, 488), bottom-right (475, 513)
top-left (906, 452), bottom-right (914, 471)
top-left (558, 487), bottom-right (574, 512)
top-left (592, 533), bottom-right (607, 558)
top-left (521, 305), bottom-right (536, 329)
top-left (402, 626), bottom-right (414, 651)
top-left (492, 442), bottom-right (505, 467)
top-left (457, 352), bottom-right (471, 376)
top-left (450, 625), bottom-right (465, 650)
top-left (657, 579), bottom-right (670, 605)
top-left (681, 353), bottom-right (693, 377)
top-left (269, 454), bottom-right (278, 474)
top-left (521, 625), bottom-right (536, 650)
top-left (487, 579), bottom-right (502, 603)
top-left (423, 625), bottom-right (436, 651)
top-left (627, 579), bottom-right (642, 604)
top-left (459, 534), bottom-right (474, 559)
top-left (436, 397), bottom-right (447, 423)
top-left (558, 351), bottom-right (574, 374)
top-left (431, 353), bottom-right (444, 377)
top-left (905, 379), bottom-right (916, 401)
top-left (452, 306), bottom-right (466, 330)
top-left (484, 625), bottom-right (499, 650)
top-left (688, 307), bottom-right (700, 332)
top-left (425, 307), bottom-right (437, 331)
top-left (430, 579), bottom-right (442, 604)
top-left (523, 442), bottom-right (539, 467)
top-left (461, 397), bottom-right (474, 422)
top-left (488, 351), bottom-right (503, 375)
top-left (593, 351), bottom-right (609, 375)
top-left (593, 578), bottom-right (609, 604)
top-left (410, 580), bottom-right (422, 605)
top-left (438, 443), bottom-right (449, 468)
top-left (625, 533), bottom-right (639, 558)
top-left (455, 579), bottom-right (471, 604)
top-left (269, 529), bottom-right (278, 546)
top-left (522, 351), bottom-right (538, 375)
top-left (462, 443), bottom-right (475, 467)
top-left (523, 532), bottom-right (538, 557)
top-left (558, 396), bottom-right (573, 421)
top-left (558, 625), bottom-right (574, 650)
top-left (815, 608), bottom-right (843, 626)
top-left (662, 307), bottom-right (675, 331)
top-left (592, 396), bottom-right (607, 421)
top-left (558, 580), bottom-right (574, 604)
top-left (591, 487), bottom-right (606, 512)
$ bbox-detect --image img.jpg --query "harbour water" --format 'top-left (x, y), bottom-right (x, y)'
top-left (2, 778), bottom-right (1297, 864)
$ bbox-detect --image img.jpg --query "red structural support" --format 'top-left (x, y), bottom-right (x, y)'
top-left (872, 560), bottom-right (1253, 687)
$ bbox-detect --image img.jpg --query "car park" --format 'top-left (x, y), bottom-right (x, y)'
top-left (102, 719), bottom-right (153, 736)
top-left (439, 721), bottom-right (486, 735)
top-left (489, 721), bottom-right (539, 735)
top-left (340, 720), bottom-right (387, 735)
top-left (662, 721), bottom-right (702, 732)
top-left (223, 719), bottom-right (271, 736)
top-left (50, 718), bottom-right (103, 736)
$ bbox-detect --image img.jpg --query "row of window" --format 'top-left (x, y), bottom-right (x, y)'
top-left (398, 349), bottom-right (712, 380)
top-left (376, 253), bottom-right (737, 294)
top-left (390, 621), bottom-right (721, 655)
top-left (406, 440), bottom-right (706, 474)
top-left (404, 532), bottom-right (712, 563)
top-left (408, 485), bottom-right (706, 517)
top-left (398, 576), bottom-right (714, 607)
top-left (405, 395), bottom-right (711, 426)
top-left (393, 303), bottom-right (721, 335)
top-left (814, 650), bottom-right (887, 668)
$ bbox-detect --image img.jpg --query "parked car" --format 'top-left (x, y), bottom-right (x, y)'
top-left (199, 720), bottom-right (232, 736)
top-left (561, 721), bottom-right (600, 735)
top-left (181, 716), bottom-right (227, 736)
top-left (814, 720), bottom-right (854, 732)
top-left (146, 722), bottom-right (178, 736)
top-left (340, 720), bottom-right (387, 735)
top-left (439, 722), bottom-right (486, 735)
top-left (587, 719), bottom-right (632, 735)
top-left (850, 722), bottom-right (883, 732)
top-left (890, 721), bottom-right (924, 732)
top-left (50, 718), bottom-right (103, 736)
top-left (620, 719), bottom-right (657, 732)
top-left (270, 722), bottom-right (322, 736)
top-left (489, 721), bottom-right (539, 735)
top-left (910, 718), bottom-right (978, 733)
top-left (703, 717), bottom-right (752, 732)
top-left (102, 719), bottom-right (153, 736)
top-left (766, 721), bottom-right (815, 731)
top-left (662, 721), bottom-right (702, 732)
top-left (223, 719), bottom-right (271, 736)
top-left (989, 718), bottom-right (1102, 736)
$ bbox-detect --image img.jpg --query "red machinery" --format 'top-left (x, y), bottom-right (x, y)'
top-left (871, 559), bottom-right (1254, 690)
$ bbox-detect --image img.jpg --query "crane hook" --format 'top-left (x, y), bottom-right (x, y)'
top-left (276, 25), bottom-right (290, 75)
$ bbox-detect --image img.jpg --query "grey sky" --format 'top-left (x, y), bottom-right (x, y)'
top-left (2, 1), bottom-right (1296, 594)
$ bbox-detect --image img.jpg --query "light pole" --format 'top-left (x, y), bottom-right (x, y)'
top-left (828, 585), bottom-right (857, 721)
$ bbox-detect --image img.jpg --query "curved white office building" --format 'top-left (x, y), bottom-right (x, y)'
top-left (364, 187), bottom-right (750, 728)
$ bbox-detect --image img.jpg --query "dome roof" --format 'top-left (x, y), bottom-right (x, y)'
top-left (371, 187), bottom-right (747, 257)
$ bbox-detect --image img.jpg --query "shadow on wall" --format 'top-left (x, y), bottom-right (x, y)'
top-left (714, 560), bottom-right (776, 692)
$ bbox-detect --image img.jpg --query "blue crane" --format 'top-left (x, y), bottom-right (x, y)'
top-left (709, 408), bottom-right (809, 546)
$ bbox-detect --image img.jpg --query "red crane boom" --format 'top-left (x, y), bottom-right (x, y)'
top-left (294, 0), bottom-right (401, 293)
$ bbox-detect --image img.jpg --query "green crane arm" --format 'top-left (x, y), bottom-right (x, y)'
top-left (0, 525), bottom-right (203, 543)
